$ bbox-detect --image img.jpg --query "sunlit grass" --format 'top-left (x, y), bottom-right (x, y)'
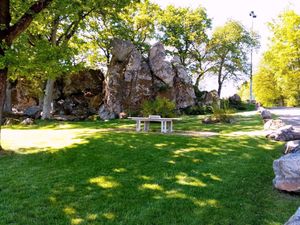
top-left (0, 113), bottom-right (299, 225)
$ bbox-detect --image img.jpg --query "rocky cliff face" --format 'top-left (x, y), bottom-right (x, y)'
top-left (99, 39), bottom-right (196, 120)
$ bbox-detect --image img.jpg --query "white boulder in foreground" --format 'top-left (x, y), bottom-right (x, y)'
top-left (285, 207), bottom-right (300, 225)
top-left (273, 153), bottom-right (300, 192)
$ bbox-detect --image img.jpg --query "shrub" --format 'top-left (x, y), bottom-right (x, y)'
top-left (183, 105), bottom-right (212, 115)
top-left (141, 97), bottom-right (176, 118)
top-left (211, 102), bottom-right (235, 123)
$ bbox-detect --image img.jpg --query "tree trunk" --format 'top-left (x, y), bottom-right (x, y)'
top-left (42, 78), bottom-right (55, 119)
top-left (4, 80), bottom-right (12, 113)
top-left (0, 68), bottom-right (7, 151)
top-left (217, 83), bottom-right (222, 97)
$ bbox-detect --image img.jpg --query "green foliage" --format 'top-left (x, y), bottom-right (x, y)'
top-left (1, 115), bottom-right (296, 224)
top-left (182, 105), bottom-right (212, 115)
top-left (208, 20), bottom-right (259, 96)
top-left (254, 10), bottom-right (300, 106)
top-left (79, 0), bottom-right (160, 68)
top-left (157, 5), bottom-right (211, 67)
top-left (211, 102), bottom-right (235, 123)
top-left (141, 97), bottom-right (176, 118)
top-left (238, 82), bottom-right (250, 102)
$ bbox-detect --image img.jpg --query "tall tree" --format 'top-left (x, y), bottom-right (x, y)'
top-left (207, 20), bottom-right (258, 97)
top-left (80, 0), bottom-right (159, 69)
top-left (157, 5), bottom-right (211, 68)
top-left (0, 0), bottom-right (53, 151)
top-left (253, 10), bottom-right (300, 106)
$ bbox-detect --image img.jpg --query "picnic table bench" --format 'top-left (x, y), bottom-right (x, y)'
top-left (129, 115), bottom-right (180, 133)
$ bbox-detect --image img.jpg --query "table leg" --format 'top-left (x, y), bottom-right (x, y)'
top-left (161, 121), bottom-right (167, 133)
top-left (136, 120), bottom-right (141, 132)
top-left (144, 121), bottom-right (150, 131)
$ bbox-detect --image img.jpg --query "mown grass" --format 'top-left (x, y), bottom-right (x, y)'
top-left (1, 113), bottom-right (299, 225)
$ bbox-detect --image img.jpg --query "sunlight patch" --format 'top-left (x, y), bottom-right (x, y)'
top-left (71, 218), bottom-right (84, 225)
top-left (138, 175), bottom-right (153, 181)
top-left (49, 196), bottom-right (57, 203)
top-left (86, 213), bottom-right (98, 221)
top-left (202, 173), bottom-right (222, 181)
top-left (64, 206), bottom-right (76, 215)
top-left (113, 168), bottom-right (127, 173)
top-left (165, 189), bottom-right (188, 199)
top-left (89, 176), bottom-right (120, 189)
top-left (140, 183), bottom-right (164, 191)
top-left (2, 128), bottom-right (98, 154)
top-left (193, 199), bottom-right (219, 207)
top-left (176, 173), bottom-right (206, 187)
top-left (102, 212), bottom-right (116, 220)
top-left (155, 143), bottom-right (168, 148)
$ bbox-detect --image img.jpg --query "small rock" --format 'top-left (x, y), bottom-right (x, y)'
top-left (284, 140), bottom-right (300, 154)
top-left (119, 112), bottom-right (128, 119)
top-left (20, 118), bottom-right (34, 125)
top-left (264, 119), bottom-right (286, 130)
top-left (202, 116), bottom-right (220, 124)
top-left (260, 109), bottom-right (272, 121)
top-left (24, 106), bottom-right (41, 119)
top-left (285, 207), bottom-right (300, 225)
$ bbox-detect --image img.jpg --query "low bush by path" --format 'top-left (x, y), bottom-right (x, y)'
top-left (1, 115), bottom-right (299, 225)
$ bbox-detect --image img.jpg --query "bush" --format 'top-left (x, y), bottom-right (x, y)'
top-left (211, 102), bottom-right (235, 123)
top-left (141, 97), bottom-right (176, 118)
top-left (183, 105), bottom-right (212, 115)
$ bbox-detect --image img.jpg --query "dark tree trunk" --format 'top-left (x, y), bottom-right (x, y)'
top-left (4, 80), bottom-right (12, 113)
top-left (0, 68), bottom-right (7, 151)
top-left (217, 83), bottom-right (222, 98)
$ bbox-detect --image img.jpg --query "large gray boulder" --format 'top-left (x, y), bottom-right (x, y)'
top-left (149, 42), bottom-right (175, 87)
top-left (273, 152), bottom-right (300, 192)
top-left (285, 207), bottom-right (300, 225)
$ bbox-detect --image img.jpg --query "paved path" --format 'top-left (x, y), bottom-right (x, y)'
top-left (269, 107), bottom-right (300, 130)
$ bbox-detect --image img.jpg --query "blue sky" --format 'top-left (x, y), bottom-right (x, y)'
top-left (151, 0), bottom-right (300, 97)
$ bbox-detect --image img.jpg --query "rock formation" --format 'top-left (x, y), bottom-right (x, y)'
top-left (99, 40), bottom-right (195, 120)
top-left (54, 69), bottom-right (104, 117)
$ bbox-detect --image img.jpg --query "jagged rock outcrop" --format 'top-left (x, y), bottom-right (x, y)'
top-left (99, 40), bottom-right (196, 120)
top-left (100, 40), bottom-right (153, 120)
top-left (172, 56), bottom-right (196, 109)
top-left (149, 42), bottom-right (175, 87)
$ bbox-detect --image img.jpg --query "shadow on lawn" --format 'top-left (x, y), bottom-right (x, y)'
top-left (0, 132), bottom-right (298, 225)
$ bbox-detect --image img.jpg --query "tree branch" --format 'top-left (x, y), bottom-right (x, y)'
top-left (5, 0), bottom-right (53, 44)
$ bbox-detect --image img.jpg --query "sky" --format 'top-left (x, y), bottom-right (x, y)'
top-left (151, 0), bottom-right (300, 97)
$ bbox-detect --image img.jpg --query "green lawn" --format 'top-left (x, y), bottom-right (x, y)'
top-left (1, 113), bottom-right (299, 225)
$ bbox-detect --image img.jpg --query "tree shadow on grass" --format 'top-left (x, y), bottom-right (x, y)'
top-left (0, 132), bottom-right (299, 225)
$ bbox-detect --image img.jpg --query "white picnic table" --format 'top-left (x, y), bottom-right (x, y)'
top-left (128, 115), bottom-right (180, 133)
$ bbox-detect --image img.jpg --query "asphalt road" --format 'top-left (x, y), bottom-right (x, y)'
top-left (269, 107), bottom-right (300, 130)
